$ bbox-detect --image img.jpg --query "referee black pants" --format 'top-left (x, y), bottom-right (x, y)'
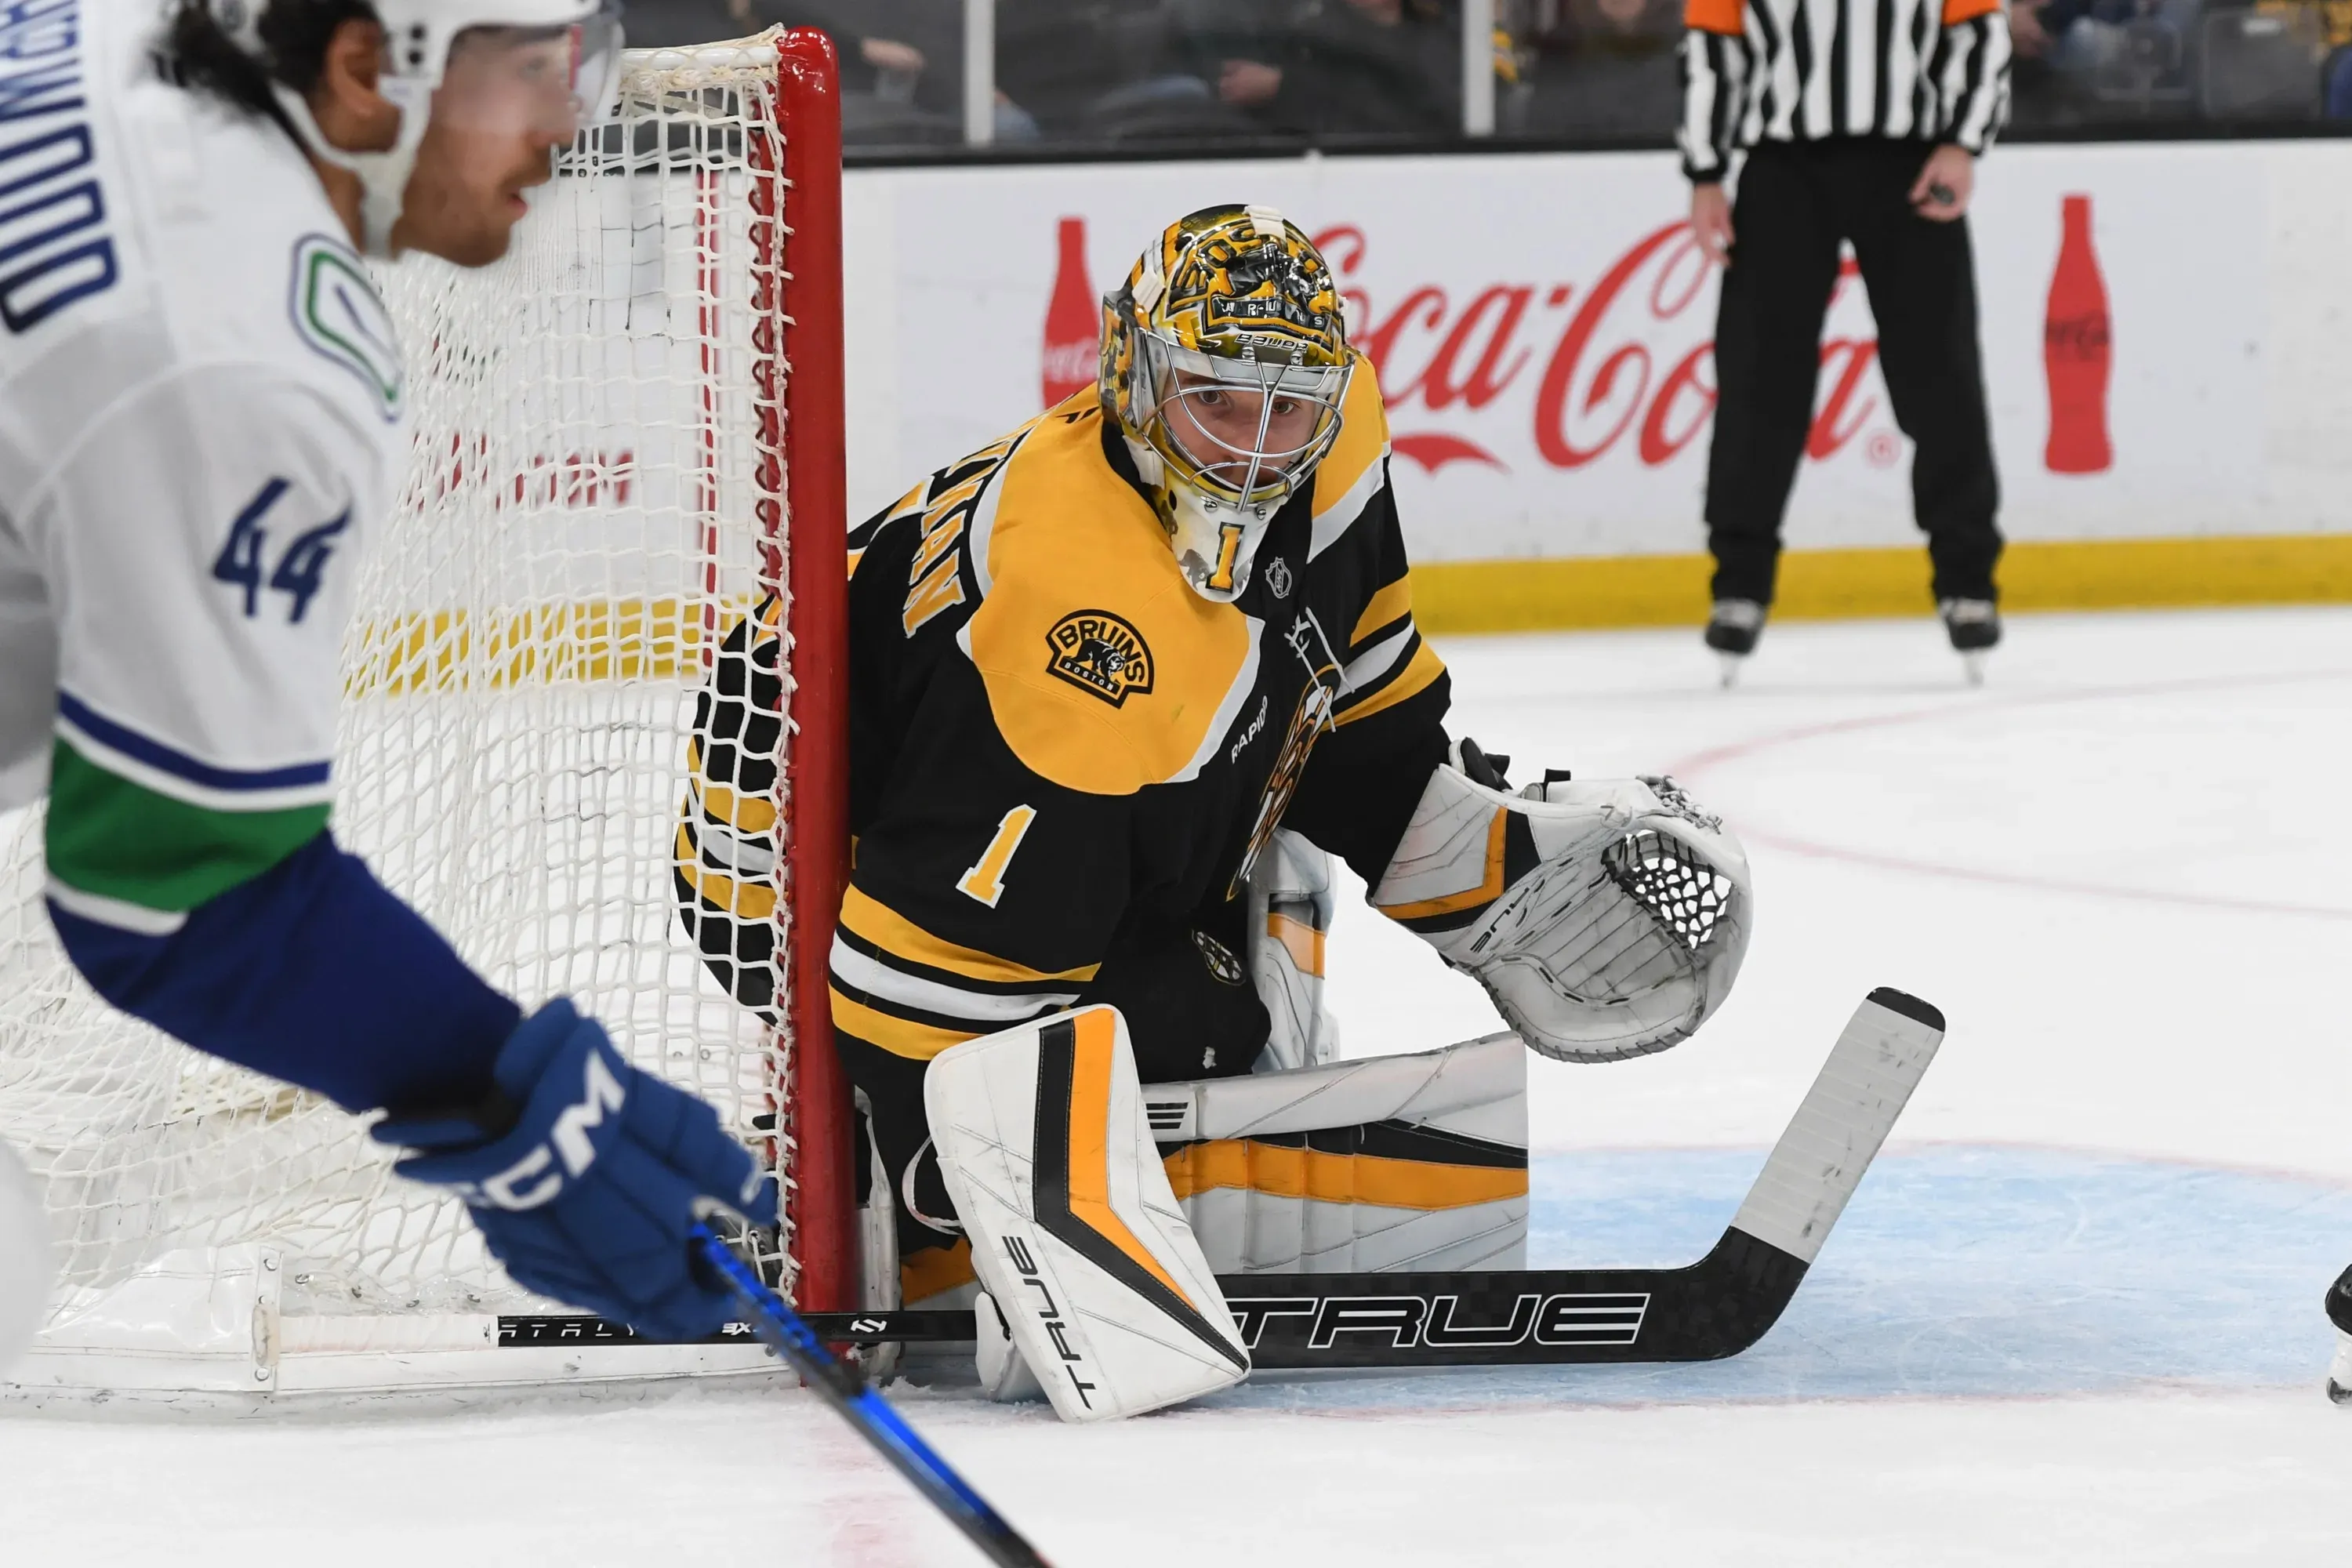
top-left (1704, 139), bottom-right (2002, 607)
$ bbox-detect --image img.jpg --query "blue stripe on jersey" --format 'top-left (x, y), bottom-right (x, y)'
top-left (56, 691), bottom-right (333, 793)
top-left (49, 829), bottom-right (519, 1113)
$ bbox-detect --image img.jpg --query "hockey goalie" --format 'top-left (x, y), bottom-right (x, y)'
top-left (677, 206), bottom-right (1754, 1421)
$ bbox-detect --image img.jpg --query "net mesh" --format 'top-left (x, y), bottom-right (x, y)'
top-left (0, 38), bottom-right (803, 1338)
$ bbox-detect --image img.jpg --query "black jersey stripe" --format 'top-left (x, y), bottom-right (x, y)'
top-left (1157, 1119), bottom-right (1529, 1171)
top-left (833, 920), bottom-right (1094, 1003)
top-left (827, 967), bottom-right (1066, 1039)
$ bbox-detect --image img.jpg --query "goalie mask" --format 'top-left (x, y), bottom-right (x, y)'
top-left (207, 0), bottom-right (625, 257)
top-left (1101, 205), bottom-right (1354, 603)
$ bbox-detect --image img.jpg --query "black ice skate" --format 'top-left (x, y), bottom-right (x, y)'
top-left (2328, 1264), bottom-right (2352, 1406)
top-left (1939, 597), bottom-right (2001, 686)
top-left (1705, 598), bottom-right (1767, 688)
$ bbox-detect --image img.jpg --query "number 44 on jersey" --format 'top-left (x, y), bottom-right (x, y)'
top-left (212, 477), bottom-right (350, 625)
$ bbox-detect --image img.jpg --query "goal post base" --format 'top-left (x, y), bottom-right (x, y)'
top-left (5, 1245), bottom-right (786, 1403)
top-left (4, 1250), bottom-right (786, 1410)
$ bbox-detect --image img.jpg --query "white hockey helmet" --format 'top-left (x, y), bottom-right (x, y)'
top-left (209, 0), bottom-right (624, 256)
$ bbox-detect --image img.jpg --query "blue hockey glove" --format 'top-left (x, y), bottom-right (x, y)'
top-left (374, 999), bottom-right (777, 1341)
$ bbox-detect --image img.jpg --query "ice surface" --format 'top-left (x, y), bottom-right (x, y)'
top-left (5, 607), bottom-right (2351, 1565)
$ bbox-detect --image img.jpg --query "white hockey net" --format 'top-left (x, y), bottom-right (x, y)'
top-left (0, 37), bottom-right (821, 1385)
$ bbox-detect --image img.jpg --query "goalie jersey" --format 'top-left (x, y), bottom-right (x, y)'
top-left (680, 364), bottom-right (1454, 1236)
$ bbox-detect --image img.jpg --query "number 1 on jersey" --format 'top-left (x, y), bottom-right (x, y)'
top-left (956, 805), bottom-right (1037, 908)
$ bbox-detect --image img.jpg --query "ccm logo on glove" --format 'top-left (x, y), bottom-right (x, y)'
top-left (371, 999), bottom-right (778, 1340)
top-left (464, 1048), bottom-right (628, 1210)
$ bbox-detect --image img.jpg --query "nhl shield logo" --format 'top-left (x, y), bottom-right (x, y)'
top-left (1263, 556), bottom-right (1294, 599)
top-left (1046, 610), bottom-right (1156, 706)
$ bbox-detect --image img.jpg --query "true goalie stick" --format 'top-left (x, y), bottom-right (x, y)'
top-left (536, 989), bottom-right (1940, 1376)
top-left (1213, 985), bottom-right (1947, 1370)
top-left (691, 1227), bottom-right (1054, 1568)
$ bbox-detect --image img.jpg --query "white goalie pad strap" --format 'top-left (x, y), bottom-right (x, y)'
top-left (974, 1288), bottom-right (1047, 1403)
top-left (924, 1006), bottom-right (1249, 1422)
top-left (1150, 1036), bottom-right (1529, 1275)
top-left (1247, 828), bottom-right (1341, 1073)
top-left (0, 1139), bottom-right (53, 1376)
top-left (1371, 764), bottom-right (1753, 1063)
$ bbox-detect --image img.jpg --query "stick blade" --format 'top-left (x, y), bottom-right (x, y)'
top-left (1729, 989), bottom-right (1945, 1267)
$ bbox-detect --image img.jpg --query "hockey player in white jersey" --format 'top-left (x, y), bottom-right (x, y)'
top-left (0, 1), bottom-right (772, 1377)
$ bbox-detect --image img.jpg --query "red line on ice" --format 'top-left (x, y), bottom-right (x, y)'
top-left (1667, 666), bottom-right (2352, 922)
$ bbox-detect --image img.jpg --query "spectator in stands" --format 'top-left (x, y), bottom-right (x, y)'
top-left (2329, 38), bottom-right (2352, 114)
top-left (786, 0), bottom-right (1044, 142)
top-left (1210, 0), bottom-right (1461, 137)
top-left (624, 0), bottom-right (1036, 143)
top-left (2013, 0), bottom-right (2200, 102)
top-left (997, 1), bottom-right (1247, 140)
top-left (622, 0), bottom-right (764, 46)
top-left (1518, 0), bottom-right (1680, 138)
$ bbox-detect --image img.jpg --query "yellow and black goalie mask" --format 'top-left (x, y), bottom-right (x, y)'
top-left (1101, 205), bottom-right (1353, 603)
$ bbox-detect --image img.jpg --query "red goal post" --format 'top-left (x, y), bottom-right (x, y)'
top-left (773, 26), bottom-right (855, 1319)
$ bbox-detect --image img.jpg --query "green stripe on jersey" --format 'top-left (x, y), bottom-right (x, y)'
top-left (46, 741), bottom-right (330, 914)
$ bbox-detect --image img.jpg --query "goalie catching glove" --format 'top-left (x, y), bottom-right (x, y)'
top-left (376, 1000), bottom-right (775, 1341)
top-left (1373, 744), bottom-right (1752, 1062)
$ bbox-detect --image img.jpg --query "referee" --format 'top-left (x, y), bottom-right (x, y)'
top-left (1681, 0), bottom-right (2012, 682)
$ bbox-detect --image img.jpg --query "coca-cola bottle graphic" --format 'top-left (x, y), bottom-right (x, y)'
top-left (2044, 194), bottom-right (2113, 475)
top-left (1040, 216), bottom-right (1098, 409)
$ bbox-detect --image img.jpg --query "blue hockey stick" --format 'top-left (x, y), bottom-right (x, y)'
top-left (690, 1225), bottom-right (1054, 1568)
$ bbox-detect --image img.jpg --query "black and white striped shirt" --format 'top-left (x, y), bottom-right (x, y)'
top-left (1679, 0), bottom-right (2013, 181)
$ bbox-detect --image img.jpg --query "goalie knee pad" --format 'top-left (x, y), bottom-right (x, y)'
top-left (924, 1006), bottom-right (1249, 1422)
top-left (1373, 764), bottom-right (1752, 1062)
top-left (0, 1138), bottom-right (53, 1376)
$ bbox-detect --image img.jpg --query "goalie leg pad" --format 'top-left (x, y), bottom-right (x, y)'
top-left (1150, 1034), bottom-right (1528, 1275)
top-left (924, 1006), bottom-right (1250, 1422)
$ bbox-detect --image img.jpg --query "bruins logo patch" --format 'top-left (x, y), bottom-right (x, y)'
top-left (1045, 611), bottom-right (1155, 706)
top-left (1192, 930), bottom-right (1247, 986)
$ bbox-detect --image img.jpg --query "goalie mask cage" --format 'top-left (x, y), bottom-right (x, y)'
top-left (0, 31), bottom-right (855, 1402)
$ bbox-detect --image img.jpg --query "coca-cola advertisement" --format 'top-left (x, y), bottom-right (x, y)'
top-left (846, 147), bottom-right (2267, 563)
top-left (1040, 216), bottom-right (1098, 408)
top-left (2043, 193), bottom-right (2113, 477)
